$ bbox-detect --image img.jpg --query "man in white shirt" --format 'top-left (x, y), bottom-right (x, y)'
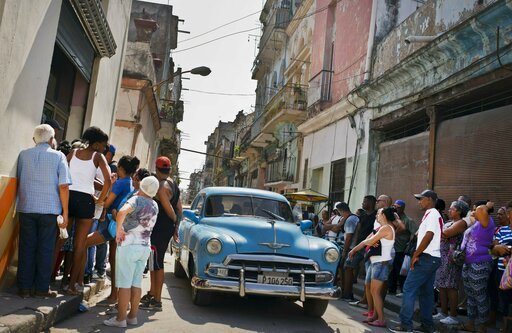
top-left (390, 190), bottom-right (442, 333)
top-left (323, 202), bottom-right (343, 242)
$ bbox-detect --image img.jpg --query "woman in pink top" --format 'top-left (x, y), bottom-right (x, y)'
top-left (66, 127), bottom-right (111, 295)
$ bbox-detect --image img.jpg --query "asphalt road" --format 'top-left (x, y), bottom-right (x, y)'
top-left (52, 254), bottom-right (393, 333)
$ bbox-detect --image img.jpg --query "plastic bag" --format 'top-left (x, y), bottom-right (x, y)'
top-left (400, 255), bottom-right (411, 276)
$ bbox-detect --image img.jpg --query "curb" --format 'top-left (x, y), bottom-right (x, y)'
top-left (0, 278), bottom-right (105, 332)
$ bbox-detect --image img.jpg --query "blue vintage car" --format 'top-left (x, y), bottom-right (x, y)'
top-left (171, 187), bottom-right (341, 317)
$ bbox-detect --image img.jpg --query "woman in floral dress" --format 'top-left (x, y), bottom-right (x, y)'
top-left (434, 200), bottom-right (469, 325)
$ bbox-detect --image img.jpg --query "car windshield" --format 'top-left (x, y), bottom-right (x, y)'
top-left (204, 195), bottom-right (294, 222)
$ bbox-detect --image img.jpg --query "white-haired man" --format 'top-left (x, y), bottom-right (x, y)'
top-left (16, 124), bottom-right (72, 298)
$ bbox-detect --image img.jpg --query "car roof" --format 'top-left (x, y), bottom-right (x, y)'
top-left (200, 187), bottom-right (289, 202)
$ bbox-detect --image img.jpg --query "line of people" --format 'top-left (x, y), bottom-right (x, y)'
top-left (316, 190), bottom-right (512, 333)
top-left (16, 124), bottom-right (182, 328)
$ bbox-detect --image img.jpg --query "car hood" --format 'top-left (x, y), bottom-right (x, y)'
top-left (201, 217), bottom-right (311, 258)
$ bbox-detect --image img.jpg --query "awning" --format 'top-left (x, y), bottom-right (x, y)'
top-left (284, 189), bottom-right (328, 202)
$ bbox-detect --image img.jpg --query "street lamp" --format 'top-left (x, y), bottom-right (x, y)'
top-left (183, 66), bottom-right (211, 76)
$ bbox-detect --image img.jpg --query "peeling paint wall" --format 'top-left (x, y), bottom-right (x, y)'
top-left (373, 0), bottom-right (497, 79)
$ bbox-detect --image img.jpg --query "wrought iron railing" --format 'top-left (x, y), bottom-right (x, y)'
top-left (266, 155), bottom-right (297, 183)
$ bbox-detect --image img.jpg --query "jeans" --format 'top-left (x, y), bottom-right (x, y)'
top-left (389, 251), bottom-right (406, 293)
top-left (95, 219), bottom-right (108, 275)
top-left (17, 213), bottom-right (58, 292)
top-left (85, 219), bottom-right (98, 275)
top-left (399, 253), bottom-right (441, 329)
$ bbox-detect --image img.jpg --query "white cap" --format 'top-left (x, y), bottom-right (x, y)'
top-left (140, 176), bottom-right (159, 197)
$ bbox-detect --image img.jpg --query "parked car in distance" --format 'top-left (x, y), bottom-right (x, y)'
top-left (171, 187), bottom-right (341, 317)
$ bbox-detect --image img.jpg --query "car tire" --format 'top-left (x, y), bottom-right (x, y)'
top-left (191, 282), bottom-right (212, 306)
top-left (174, 258), bottom-right (187, 278)
top-left (302, 299), bottom-right (328, 317)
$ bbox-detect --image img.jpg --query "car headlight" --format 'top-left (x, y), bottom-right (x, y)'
top-left (206, 238), bottom-right (222, 255)
top-left (324, 247), bottom-right (339, 263)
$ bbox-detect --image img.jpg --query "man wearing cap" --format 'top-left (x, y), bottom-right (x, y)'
top-left (323, 202), bottom-right (343, 242)
top-left (390, 190), bottom-right (442, 333)
top-left (140, 156), bottom-right (182, 311)
top-left (388, 200), bottom-right (417, 297)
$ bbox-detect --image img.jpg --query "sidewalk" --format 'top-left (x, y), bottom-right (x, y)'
top-left (352, 281), bottom-right (503, 333)
top-left (0, 279), bottom-right (106, 332)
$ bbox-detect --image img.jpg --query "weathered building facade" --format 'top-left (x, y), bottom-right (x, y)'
top-left (0, 0), bottom-right (132, 286)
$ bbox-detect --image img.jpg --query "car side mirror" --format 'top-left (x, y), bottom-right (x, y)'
top-left (183, 209), bottom-right (199, 224)
top-left (300, 219), bottom-right (313, 232)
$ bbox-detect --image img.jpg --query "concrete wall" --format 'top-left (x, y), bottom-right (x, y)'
top-left (84, 0), bottom-right (132, 136)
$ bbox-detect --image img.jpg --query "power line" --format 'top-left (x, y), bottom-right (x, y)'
top-left (173, 0), bottom-right (343, 54)
top-left (187, 88), bottom-right (255, 96)
top-left (179, 10), bottom-right (261, 44)
top-left (180, 147), bottom-right (241, 163)
top-left (173, 27), bottom-right (260, 53)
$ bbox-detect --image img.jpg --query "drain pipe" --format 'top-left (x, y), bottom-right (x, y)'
top-left (363, 0), bottom-right (378, 82)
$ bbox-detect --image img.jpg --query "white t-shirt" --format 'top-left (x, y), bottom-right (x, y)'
top-left (417, 208), bottom-right (442, 258)
top-left (327, 215), bottom-right (342, 241)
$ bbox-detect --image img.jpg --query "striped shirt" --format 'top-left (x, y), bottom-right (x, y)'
top-left (17, 143), bottom-right (72, 215)
top-left (494, 226), bottom-right (512, 271)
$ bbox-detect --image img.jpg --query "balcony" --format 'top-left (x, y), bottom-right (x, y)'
top-left (247, 85), bottom-right (307, 148)
top-left (265, 155), bottom-right (297, 186)
top-left (256, 7), bottom-right (290, 63)
top-left (307, 69), bottom-right (332, 106)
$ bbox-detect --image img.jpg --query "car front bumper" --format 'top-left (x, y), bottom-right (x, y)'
top-left (191, 275), bottom-right (340, 301)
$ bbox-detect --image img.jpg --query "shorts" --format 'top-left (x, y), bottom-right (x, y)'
top-left (149, 224), bottom-right (174, 271)
top-left (115, 244), bottom-right (151, 288)
top-left (69, 190), bottom-right (95, 219)
top-left (345, 249), bottom-right (365, 269)
top-left (365, 260), bottom-right (391, 284)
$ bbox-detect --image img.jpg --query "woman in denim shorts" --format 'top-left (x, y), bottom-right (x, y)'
top-left (349, 207), bottom-right (396, 328)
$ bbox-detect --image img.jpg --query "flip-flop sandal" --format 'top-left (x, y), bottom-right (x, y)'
top-left (368, 320), bottom-right (386, 328)
top-left (362, 318), bottom-right (377, 323)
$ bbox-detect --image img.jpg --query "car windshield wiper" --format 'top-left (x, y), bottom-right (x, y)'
top-left (258, 208), bottom-right (285, 221)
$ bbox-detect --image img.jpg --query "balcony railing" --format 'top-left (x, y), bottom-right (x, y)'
top-left (258, 7), bottom-right (291, 56)
top-left (264, 84), bottom-right (307, 122)
top-left (266, 155), bottom-right (297, 183)
top-left (308, 69), bottom-right (332, 105)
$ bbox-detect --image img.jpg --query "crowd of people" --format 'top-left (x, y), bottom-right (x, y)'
top-left (16, 124), bottom-right (181, 328)
top-left (314, 191), bottom-right (512, 333)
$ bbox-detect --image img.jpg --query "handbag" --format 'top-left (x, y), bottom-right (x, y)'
top-left (500, 257), bottom-right (512, 290)
top-left (106, 213), bottom-right (116, 238)
top-left (364, 240), bottom-right (382, 261)
top-left (450, 247), bottom-right (466, 266)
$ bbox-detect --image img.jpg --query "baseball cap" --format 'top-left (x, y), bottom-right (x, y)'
top-left (414, 190), bottom-right (438, 201)
top-left (333, 202), bottom-right (342, 211)
top-left (108, 144), bottom-right (116, 156)
top-left (140, 176), bottom-right (160, 197)
top-left (156, 156), bottom-right (171, 169)
top-left (394, 200), bottom-right (406, 208)
top-left (45, 119), bottom-right (64, 131)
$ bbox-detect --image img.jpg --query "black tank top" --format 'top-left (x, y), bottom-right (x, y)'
top-left (153, 178), bottom-right (180, 234)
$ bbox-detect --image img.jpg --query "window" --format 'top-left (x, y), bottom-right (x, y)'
top-left (191, 194), bottom-right (204, 213)
top-left (329, 159), bottom-right (346, 204)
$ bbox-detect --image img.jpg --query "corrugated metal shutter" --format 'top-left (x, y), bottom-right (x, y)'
top-left (376, 131), bottom-right (429, 221)
top-left (434, 105), bottom-right (512, 210)
top-left (56, 0), bottom-right (95, 81)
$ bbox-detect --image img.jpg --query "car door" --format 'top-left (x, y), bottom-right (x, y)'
top-left (180, 193), bottom-right (205, 275)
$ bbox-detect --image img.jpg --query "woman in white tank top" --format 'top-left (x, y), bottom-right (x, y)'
top-left (65, 127), bottom-right (111, 295)
top-left (348, 207), bottom-right (396, 328)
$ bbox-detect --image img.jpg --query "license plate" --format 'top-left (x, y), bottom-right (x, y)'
top-left (257, 273), bottom-right (293, 285)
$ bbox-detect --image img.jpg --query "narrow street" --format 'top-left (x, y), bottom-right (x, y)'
top-left (51, 254), bottom-right (393, 333)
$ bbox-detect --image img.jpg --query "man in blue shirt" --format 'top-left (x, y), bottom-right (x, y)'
top-left (16, 124), bottom-right (72, 298)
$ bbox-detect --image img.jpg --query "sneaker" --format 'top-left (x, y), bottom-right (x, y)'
top-left (83, 274), bottom-right (91, 284)
top-left (440, 316), bottom-right (459, 325)
top-left (395, 292), bottom-right (403, 297)
top-left (93, 272), bottom-right (105, 279)
top-left (127, 316), bottom-right (138, 325)
top-left (432, 312), bottom-right (446, 320)
top-left (34, 290), bottom-right (58, 298)
top-left (388, 325), bottom-right (413, 333)
top-left (341, 295), bottom-right (357, 302)
top-left (18, 289), bottom-right (31, 298)
top-left (103, 316), bottom-right (126, 328)
top-left (140, 292), bottom-right (153, 304)
top-left (349, 300), bottom-right (368, 309)
top-left (139, 298), bottom-right (162, 311)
